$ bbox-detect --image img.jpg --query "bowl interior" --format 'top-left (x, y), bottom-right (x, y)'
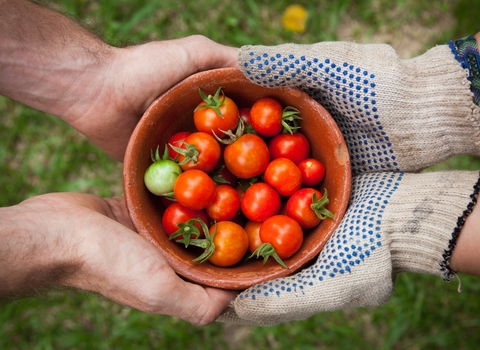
top-left (123, 68), bottom-right (351, 290)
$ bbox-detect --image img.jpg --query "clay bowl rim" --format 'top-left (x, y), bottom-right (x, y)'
top-left (123, 67), bottom-right (352, 290)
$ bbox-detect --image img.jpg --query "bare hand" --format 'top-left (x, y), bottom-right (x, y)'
top-left (68, 36), bottom-right (239, 161)
top-left (0, 193), bottom-right (237, 326)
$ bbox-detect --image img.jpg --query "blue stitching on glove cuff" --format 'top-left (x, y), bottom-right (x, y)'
top-left (449, 35), bottom-right (480, 106)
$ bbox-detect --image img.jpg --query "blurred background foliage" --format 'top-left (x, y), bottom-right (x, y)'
top-left (1, 0), bottom-right (480, 349)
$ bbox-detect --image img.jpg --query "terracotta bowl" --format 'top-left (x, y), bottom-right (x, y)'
top-left (123, 68), bottom-right (351, 290)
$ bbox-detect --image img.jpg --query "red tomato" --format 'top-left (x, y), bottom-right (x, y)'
top-left (269, 132), bottom-right (310, 165)
top-left (223, 134), bottom-right (269, 179)
top-left (260, 215), bottom-right (303, 259)
top-left (174, 169), bottom-right (216, 210)
top-left (161, 202), bottom-right (208, 240)
top-left (241, 182), bottom-right (281, 222)
top-left (264, 158), bottom-right (302, 197)
top-left (194, 87), bottom-right (239, 138)
top-left (176, 132), bottom-right (221, 173)
top-left (298, 158), bottom-right (325, 186)
top-left (167, 131), bottom-right (191, 160)
top-left (208, 221), bottom-right (249, 267)
top-left (206, 185), bottom-right (241, 221)
top-left (250, 97), bottom-right (284, 137)
top-left (244, 220), bottom-right (263, 254)
top-left (286, 188), bottom-right (334, 229)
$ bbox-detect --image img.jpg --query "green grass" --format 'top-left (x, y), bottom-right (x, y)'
top-left (2, 0), bottom-right (480, 349)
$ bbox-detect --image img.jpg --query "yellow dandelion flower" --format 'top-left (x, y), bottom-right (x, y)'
top-left (282, 4), bottom-right (308, 33)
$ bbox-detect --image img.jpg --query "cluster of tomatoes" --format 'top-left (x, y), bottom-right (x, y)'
top-left (144, 87), bottom-right (333, 268)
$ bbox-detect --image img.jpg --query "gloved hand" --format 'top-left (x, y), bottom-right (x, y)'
top-left (218, 35), bottom-right (480, 325)
top-left (238, 36), bottom-right (480, 175)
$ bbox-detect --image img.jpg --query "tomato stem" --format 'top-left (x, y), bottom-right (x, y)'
top-left (212, 116), bottom-right (245, 144)
top-left (311, 189), bottom-right (335, 220)
top-left (169, 218), bottom-right (203, 247)
top-left (281, 106), bottom-right (302, 134)
top-left (194, 86), bottom-right (226, 119)
top-left (150, 144), bottom-right (171, 163)
top-left (169, 142), bottom-right (200, 166)
top-left (177, 219), bottom-right (218, 264)
top-left (249, 243), bottom-right (288, 269)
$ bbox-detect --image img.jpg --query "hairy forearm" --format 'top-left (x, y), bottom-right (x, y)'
top-left (0, 0), bottom-right (115, 123)
top-left (0, 202), bottom-right (80, 298)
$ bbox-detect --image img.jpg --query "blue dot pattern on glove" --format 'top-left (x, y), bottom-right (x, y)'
top-left (242, 51), bottom-right (399, 174)
top-left (239, 172), bottom-right (403, 300)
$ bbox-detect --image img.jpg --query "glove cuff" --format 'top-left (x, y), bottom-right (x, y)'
top-left (388, 171), bottom-right (480, 279)
top-left (449, 35), bottom-right (480, 107)
top-left (440, 172), bottom-right (480, 280)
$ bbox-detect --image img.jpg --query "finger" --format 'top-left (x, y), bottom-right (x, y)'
top-left (176, 34), bottom-right (239, 72)
top-left (65, 204), bottom-right (235, 325)
top-left (157, 279), bottom-right (238, 326)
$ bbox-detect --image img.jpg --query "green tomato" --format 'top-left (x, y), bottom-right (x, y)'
top-left (144, 146), bottom-right (182, 196)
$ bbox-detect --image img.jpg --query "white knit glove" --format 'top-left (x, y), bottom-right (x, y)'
top-left (220, 170), bottom-right (480, 325)
top-left (217, 36), bottom-right (480, 325)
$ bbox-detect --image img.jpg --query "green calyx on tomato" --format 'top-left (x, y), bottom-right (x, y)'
top-left (179, 219), bottom-right (217, 263)
top-left (169, 141), bottom-right (200, 166)
top-left (172, 132), bottom-right (221, 173)
top-left (248, 243), bottom-right (288, 269)
top-left (281, 106), bottom-right (303, 134)
top-left (214, 119), bottom-right (270, 179)
top-left (312, 189), bottom-right (335, 220)
top-left (169, 218), bottom-right (203, 247)
top-left (183, 220), bottom-right (248, 267)
top-left (195, 86), bottom-right (227, 119)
